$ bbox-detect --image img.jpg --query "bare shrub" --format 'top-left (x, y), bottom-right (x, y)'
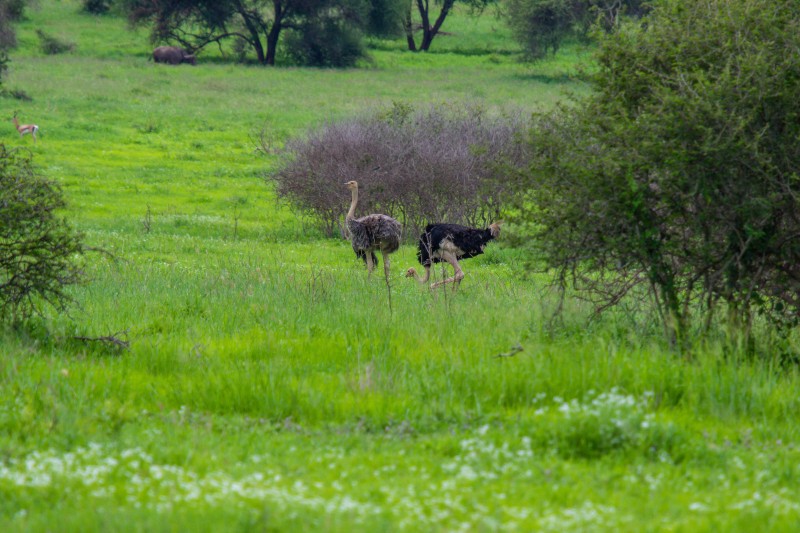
top-left (266, 103), bottom-right (530, 237)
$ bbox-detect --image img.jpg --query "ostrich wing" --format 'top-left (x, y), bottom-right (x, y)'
top-left (417, 223), bottom-right (495, 265)
top-left (349, 214), bottom-right (401, 253)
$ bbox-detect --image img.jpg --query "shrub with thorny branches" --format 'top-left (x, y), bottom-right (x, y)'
top-left (265, 103), bottom-right (530, 238)
top-left (0, 144), bottom-right (85, 322)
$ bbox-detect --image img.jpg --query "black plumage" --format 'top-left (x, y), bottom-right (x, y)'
top-left (417, 223), bottom-right (496, 266)
top-left (407, 222), bottom-right (502, 288)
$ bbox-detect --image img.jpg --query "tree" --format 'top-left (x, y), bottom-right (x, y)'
top-left (124, 0), bottom-right (369, 67)
top-left (0, 145), bottom-right (85, 322)
top-left (83, 0), bottom-right (113, 15)
top-left (0, 0), bottom-right (21, 86)
top-left (514, 0), bottom-right (800, 348)
top-left (505, 0), bottom-right (647, 60)
top-left (404, 0), bottom-right (493, 52)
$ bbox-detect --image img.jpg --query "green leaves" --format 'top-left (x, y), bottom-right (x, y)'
top-left (517, 0), bottom-right (800, 347)
top-left (0, 145), bottom-right (85, 322)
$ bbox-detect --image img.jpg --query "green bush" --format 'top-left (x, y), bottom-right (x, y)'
top-left (284, 13), bottom-right (366, 67)
top-left (0, 145), bottom-right (85, 322)
top-left (35, 29), bottom-right (76, 55)
top-left (514, 0), bottom-right (800, 348)
top-left (83, 0), bottom-right (112, 14)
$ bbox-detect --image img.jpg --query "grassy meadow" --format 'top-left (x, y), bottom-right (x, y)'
top-left (2, 1), bottom-right (800, 531)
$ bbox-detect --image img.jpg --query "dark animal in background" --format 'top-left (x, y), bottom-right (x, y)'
top-left (152, 46), bottom-right (196, 65)
top-left (406, 222), bottom-right (502, 289)
top-left (344, 180), bottom-right (402, 285)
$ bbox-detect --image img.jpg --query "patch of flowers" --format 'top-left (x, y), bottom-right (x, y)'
top-left (533, 389), bottom-right (659, 458)
top-left (0, 432), bottom-right (630, 530)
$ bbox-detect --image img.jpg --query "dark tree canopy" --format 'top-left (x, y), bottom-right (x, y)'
top-left (514, 0), bottom-right (800, 348)
top-left (0, 0), bottom-right (22, 85)
top-left (124, 0), bottom-right (370, 66)
top-left (505, 0), bottom-right (648, 60)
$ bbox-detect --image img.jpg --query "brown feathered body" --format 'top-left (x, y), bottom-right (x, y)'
top-left (347, 214), bottom-right (401, 266)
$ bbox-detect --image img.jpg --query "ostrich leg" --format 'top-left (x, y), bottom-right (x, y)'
top-left (365, 252), bottom-right (375, 277)
top-left (431, 252), bottom-right (465, 289)
top-left (382, 250), bottom-right (391, 285)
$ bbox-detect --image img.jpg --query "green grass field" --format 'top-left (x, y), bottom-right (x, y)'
top-left (2, 2), bottom-right (800, 531)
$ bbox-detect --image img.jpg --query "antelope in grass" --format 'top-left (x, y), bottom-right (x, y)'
top-left (12, 112), bottom-right (39, 143)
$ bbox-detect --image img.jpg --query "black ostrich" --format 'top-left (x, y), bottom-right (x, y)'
top-left (406, 222), bottom-right (502, 289)
top-left (344, 180), bottom-right (402, 284)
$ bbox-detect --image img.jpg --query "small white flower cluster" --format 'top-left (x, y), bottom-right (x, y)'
top-left (0, 433), bottom-right (581, 531)
top-left (546, 388), bottom-right (652, 421)
top-left (0, 444), bottom-right (382, 521)
top-left (729, 488), bottom-right (800, 514)
top-left (537, 501), bottom-right (619, 532)
top-left (441, 426), bottom-right (534, 482)
top-left (531, 388), bottom-right (657, 455)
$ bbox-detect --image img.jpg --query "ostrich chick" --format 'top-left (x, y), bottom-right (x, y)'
top-left (344, 180), bottom-right (402, 283)
top-left (406, 222), bottom-right (502, 289)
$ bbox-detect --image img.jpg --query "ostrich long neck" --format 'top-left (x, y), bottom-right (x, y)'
top-left (346, 187), bottom-right (358, 221)
top-left (408, 267), bottom-right (431, 283)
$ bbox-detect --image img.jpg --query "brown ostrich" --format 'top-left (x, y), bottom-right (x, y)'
top-left (344, 180), bottom-right (402, 284)
top-left (406, 222), bottom-right (502, 289)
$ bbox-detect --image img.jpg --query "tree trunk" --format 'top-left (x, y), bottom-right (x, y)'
top-left (403, 6), bottom-right (417, 51)
top-left (264, 0), bottom-right (284, 66)
top-left (415, 0), bottom-right (455, 52)
top-left (265, 22), bottom-right (280, 65)
top-left (237, 1), bottom-right (267, 64)
top-left (252, 36), bottom-right (266, 64)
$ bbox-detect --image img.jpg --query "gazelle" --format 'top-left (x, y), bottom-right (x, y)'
top-left (12, 113), bottom-right (39, 143)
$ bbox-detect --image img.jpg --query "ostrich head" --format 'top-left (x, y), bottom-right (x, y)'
top-left (489, 221), bottom-right (503, 238)
top-left (405, 267), bottom-right (417, 278)
top-left (345, 180), bottom-right (358, 190)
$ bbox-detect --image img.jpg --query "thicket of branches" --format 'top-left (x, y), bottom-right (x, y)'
top-left (0, 145), bottom-right (85, 322)
top-left (266, 103), bottom-right (529, 237)
top-left (514, 0), bottom-right (800, 349)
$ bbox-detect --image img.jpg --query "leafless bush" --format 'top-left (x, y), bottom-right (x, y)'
top-left (265, 103), bottom-right (530, 237)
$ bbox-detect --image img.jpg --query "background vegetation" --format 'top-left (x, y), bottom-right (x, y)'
top-left (270, 102), bottom-right (530, 236)
top-left (1, 1), bottom-right (799, 531)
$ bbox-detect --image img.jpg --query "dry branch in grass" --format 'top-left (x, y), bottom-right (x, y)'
top-left (73, 330), bottom-right (130, 351)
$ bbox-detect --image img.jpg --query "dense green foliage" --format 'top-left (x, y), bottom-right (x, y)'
top-left (515, 0), bottom-right (800, 347)
top-left (505, 0), bottom-right (647, 60)
top-left (124, 0), bottom-right (372, 66)
top-left (82, 0), bottom-right (112, 14)
top-left (0, 145), bottom-right (85, 322)
top-left (282, 7), bottom-right (367, 68)
top-left (1, 1), bottom-right (799, 531)
top-left (0, 0), bottom-right (20, 85)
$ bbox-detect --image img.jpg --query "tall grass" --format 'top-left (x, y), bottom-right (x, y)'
top-left (1, 1), bottom-right (800, 531)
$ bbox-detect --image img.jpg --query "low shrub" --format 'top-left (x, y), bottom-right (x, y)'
top-left (267, 103), bottom-right (530, 237)
top-left (36, 29), bottom-right (75, 55)
top-left (0, 144), bottom-right (85, 322)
